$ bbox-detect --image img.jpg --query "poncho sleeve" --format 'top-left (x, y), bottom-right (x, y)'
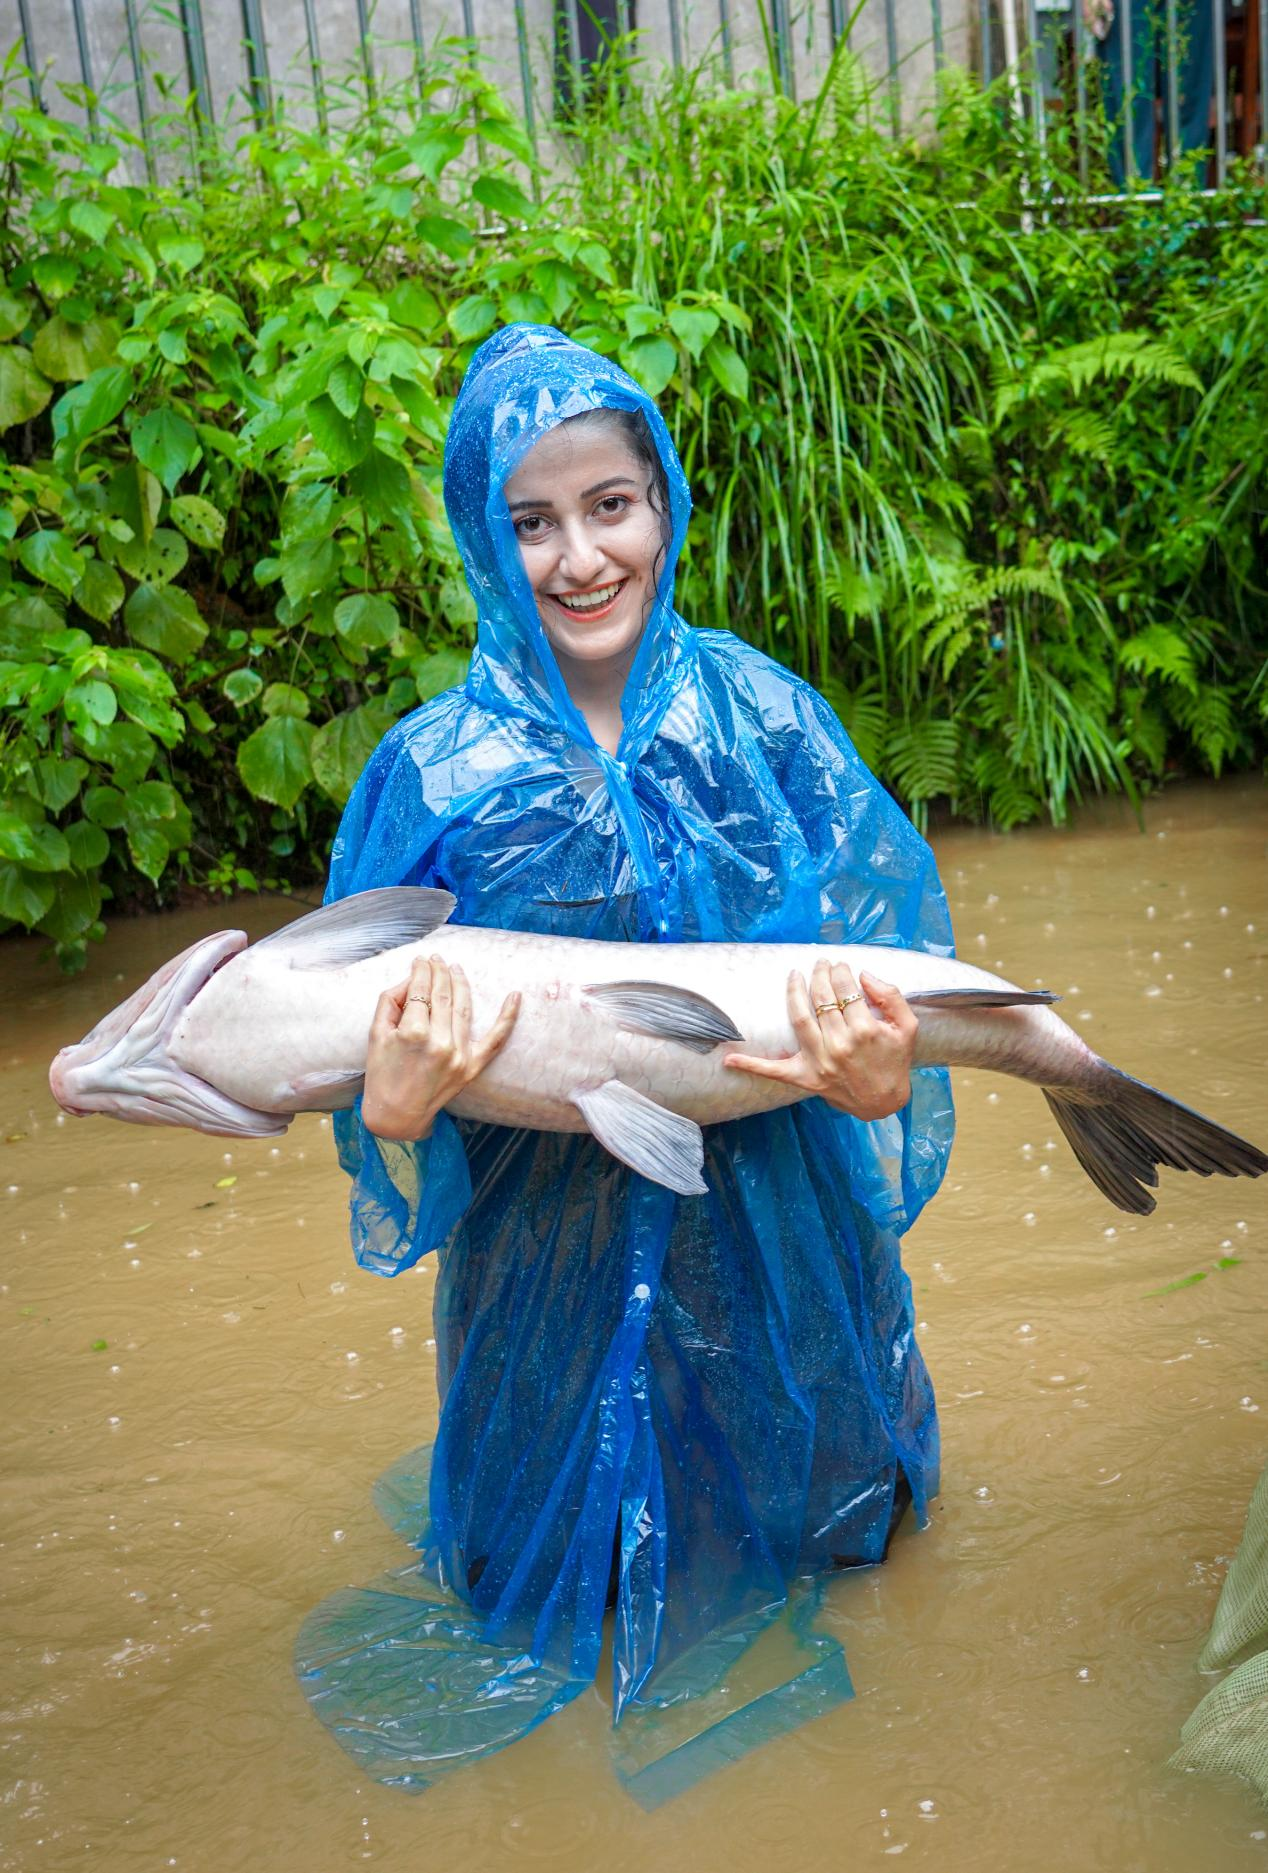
top-left (324, 715), bottom-right (473, 1279)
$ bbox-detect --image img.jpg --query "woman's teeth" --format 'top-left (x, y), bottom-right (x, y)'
top-left (554, 581), bottom-right (623, 613)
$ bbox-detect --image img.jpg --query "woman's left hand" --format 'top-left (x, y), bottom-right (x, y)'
top-left (723, 959), bottom-right (917, 1122)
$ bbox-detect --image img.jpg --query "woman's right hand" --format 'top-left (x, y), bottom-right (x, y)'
top-left (361, 953), bottom-right (521, 1142)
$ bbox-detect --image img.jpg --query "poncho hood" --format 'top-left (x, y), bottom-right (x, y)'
top-left (444, 323), bottom-right (694, 758)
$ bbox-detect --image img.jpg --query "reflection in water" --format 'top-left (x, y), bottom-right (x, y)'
top-left (3, 779), bottom-right (1267, 1870)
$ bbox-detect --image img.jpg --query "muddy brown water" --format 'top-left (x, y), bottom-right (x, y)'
top-left (3, 777), bottom-right (1267, 1873)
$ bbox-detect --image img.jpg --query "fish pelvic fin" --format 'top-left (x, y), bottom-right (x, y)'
top-left (254, 887), bottom-right (456, 969)
top-left (1045, 1068), bottom-right (1268, 1215)
top-left (906, 988), bottom-right (1061, 1010)
top-left (571, 1080), bottom-right (707, 1196)
top-left (582, 981), bottom-right (743, 1054)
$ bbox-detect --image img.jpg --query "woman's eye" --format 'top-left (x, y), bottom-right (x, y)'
top-left (596, 496), bottom-right (629, 518)
top-left (514, 515), bottom-right (547, 538)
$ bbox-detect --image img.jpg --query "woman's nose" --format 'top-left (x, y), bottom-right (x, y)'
top-left (556, 522), bottom-right (605, 585)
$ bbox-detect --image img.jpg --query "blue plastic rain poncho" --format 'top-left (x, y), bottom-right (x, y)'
top-left (297, 325), bottom-right (956, 1802)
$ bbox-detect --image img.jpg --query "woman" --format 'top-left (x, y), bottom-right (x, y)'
top-left (304, 324), bottom-right (956, 1789)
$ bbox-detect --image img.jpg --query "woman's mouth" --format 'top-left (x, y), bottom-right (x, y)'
top-left (548, 579), bottom-right (627, 620)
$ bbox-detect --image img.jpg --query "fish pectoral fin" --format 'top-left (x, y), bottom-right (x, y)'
top-left (581, 981), bottom-right (743, 1054)
top-left (279, 1069), bottom-right (365, 1112)
top-left (904, 987), bottom-right (1061, 1009)
top-left (252, 887), bottom-right (456, 969)
top-left (571, 1080), bottom-right (707, 1197)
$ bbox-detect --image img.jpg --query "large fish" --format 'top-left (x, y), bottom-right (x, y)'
top-left (48, 886), bottom-right (1266, 1215)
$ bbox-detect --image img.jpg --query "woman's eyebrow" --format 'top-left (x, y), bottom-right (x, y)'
top-left (508, 474), bottom-right (637, 514)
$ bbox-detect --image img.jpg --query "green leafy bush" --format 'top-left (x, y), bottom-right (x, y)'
top-left (1, 41), bottom-right (1264, 965)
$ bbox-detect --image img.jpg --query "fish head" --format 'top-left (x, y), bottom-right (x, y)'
top-left (48, 930), bottom-right (289, 1137)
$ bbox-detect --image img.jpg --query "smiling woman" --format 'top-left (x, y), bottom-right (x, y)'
top-left (304, 323), bottom-right (956, 1798)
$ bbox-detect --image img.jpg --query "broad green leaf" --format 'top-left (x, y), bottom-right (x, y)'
top-left (31, 314), bottom-right (118, 382)
top-left (472, 175), bottom-right (536, 221)
top-left (73, 558), bottom-right (125, 624)
top-left (0, 811), bottom-right (71, 872)
top-left (386, 281), bottom-right (441, 334)
top-left (34, 757), bottom-right (88, 811)
top-left (334, 592), bottom-right (399, 648)
top-left (115, 526), bottom-right (187, 587)
top-left (307, 393), bottom-right (374, 471)
top-left (91, 718), bottom-right (158, 782)
top-left (311, 698), bottom-right (397, 804)
top-left (439, 575), bottom-right (476, 627)
top-left (222, 668), bottom-right (263, 707)
top-left (416, 215), bottom-right (473, 259)
top-left (83, 784), bottom-right (127, 827)
top-left (280, 481), bottom-right (336, 541)
top-left (18, 530), bottom-right (85, 598)
top-left (704, 336), bottom-right (749, 401)
top-left (279, 534), bottom-right (339, 608)
top-left (0, 593), bottom-right (57, 655)
top-left (156, 236), bottom-right (205, 277)
top-left (575, 241), bottom-right (615, 284)
top-left (236, 715), bottom-right (315, 808)
top-left (620, 335), bottom-right (677, 398)
top-left (668, 305), bottom-right (720, 361)
top-left (348, 448), bottom-right (412, 524)
top-left (261, 681), bottom-right (310, 720)
top-left (125, 819), bottom-right (170, 882)
top-left (406, 126), bottom-right (465, 181)
top-left (37, 869), bottom-right (102, 941)
top-left (169, 494), bottom-right (226, 550)
top-left (0, 289), bottom-right (30, 341)
top-left (32, 254), bottom-right (80, 300)
top-left (448, 295), bottom-right (498, 342)
top-left (132, 779), bottom-right (179, 818)
top-left (327, 357), bottom-right (363, 420)
top-left (0, 346), bottom-right (53, 430)
top-left (52, 365), bottom-right (133, 454)
top-left (68, 200), bottom-right (114, 244)
top-left (132, 408), bottom-right (199, 493)
top-left (106, 460), bottom-right (162, 548)
top-left (413, 647), bottom-right (470, 700)
top-left (124, 584), bottom-right (207, 662)
top-left (64, 680), bottom-right (117, 731)
top-left (0, 862), bottom-right (56, 927)
top-left (64, 819), bottom-right (110, 870)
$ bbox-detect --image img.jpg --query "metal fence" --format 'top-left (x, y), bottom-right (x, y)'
top-left (3, 0), bottom-right (1265, 188)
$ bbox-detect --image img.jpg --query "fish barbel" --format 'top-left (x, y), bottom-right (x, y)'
top-left (48, 886), bottom-right (1267, 1214)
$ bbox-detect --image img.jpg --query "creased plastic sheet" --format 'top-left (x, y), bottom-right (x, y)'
top-left (300, 323), bottom-right (956, 1798)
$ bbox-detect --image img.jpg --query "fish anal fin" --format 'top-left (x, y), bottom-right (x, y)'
top-left (279, 1069), bottom-right (366, 1112)
top-left (253, 887), bottom-right (456, 971)
top-left (571, 1080), bottom-right (707, 1196)
top-left (582, 981), bottom-right (743, 1054)
top-left (906, 987), bottom-right (1061, 1010)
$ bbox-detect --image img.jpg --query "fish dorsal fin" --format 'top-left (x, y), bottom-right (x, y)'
top-left (253, 887), bottom-right (456, 970)
top-left (583, 981), bottom-right (743, 1054)
top-left (904, 987), bottom-right (1060, 1010)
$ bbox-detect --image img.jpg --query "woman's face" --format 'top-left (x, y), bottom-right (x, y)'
top-left (502, 418), bottom-right (663, 677)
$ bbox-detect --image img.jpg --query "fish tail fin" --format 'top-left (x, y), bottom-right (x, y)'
top-left (1043, 1068), bottom-right (1268, 1215)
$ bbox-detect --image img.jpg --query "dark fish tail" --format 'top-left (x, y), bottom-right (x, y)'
top-left (1044, 1067), bottom-right (1268, 1215)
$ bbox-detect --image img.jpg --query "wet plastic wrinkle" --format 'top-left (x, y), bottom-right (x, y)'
top-left (304, 322), bottom-right (956, 1796)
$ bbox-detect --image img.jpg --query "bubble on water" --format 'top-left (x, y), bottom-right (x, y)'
top-left (222, 1152), bottom-right (233, 1164)
top-left (330, 1281), bottom-right (346, 1295)
top-left (987, 1092), bottom-right (999, 1104)
top-left (127, 1181), bottom-right (140, 1193)
top-left (1104, 1227), bottom-right (1117, 1239)
top-left (55, 1114), bottom-right (65, 1126)
top-left (1237, 1221), bottom-right (1248, 1232)
top-left (1248, 924), bottom-right (1257, 935)
top-left (129, 1258), bottom-right (141, 1269)
top-left (1219, 906), bottom-right (1229, 917)
top-left (6, 1185), bottom-right (17, 1195)
top-left (110, 1364), bottom-right (121, 1374)
top-left (1043, 921), bottom-right (1055, 935)
top-left (332, 1529), bottom-right (346, 1543)
top-left (985, 893), bottom-right (999, 907)
top-left (1241, 1398), bottom-right (1259, 1413)
top-left (1021, 1142), bottom-right (1034, 1156)
top-left (1017, 1322), bottom-right (1034, 1336)
top-left (918, 1800), bottom-right (937, 1816)
top-left (973, 1485), bottom-right (993, 1500)
top-left (269, 1147), bottom-right (281, 1158)
top-left (1223, 967), bottom-right (1234, 979)
top-left (1151, 950), bottom-right (1162, 962)
top-left (1146, 905), bottom-right (1156, 920)
top-left (1145, 985), bottom-right (1163, 998)
top-left (1077, 1667), bottom-right (1092, 1681)
top-left (108, 1416), bottom-right (121, 1428)
top-left (1067, 984), bottom-right (1081, 996)
top-left (1182, 938), bottom-right (1193, 950)
top-left (389, 1326), bottom-right (405, 1339)
top-left (1023, 1211), bottom-right (1037, 1226)
top-left (345, 1351), bottom-right (358, 1363)
top-left (975, 933), bottom-right (987, 947)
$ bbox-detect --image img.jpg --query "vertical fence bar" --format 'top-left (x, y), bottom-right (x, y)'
top-left (180, 0), bottom-right (215, 125)
top-left (562, 0), bottom-right (583, 89)
top-left (461, 0), bottom-right (476, 34)
top-left (1000, 0), bottom-right (1026, 123)
top-left (69, 0), bottom-right (99, 130)
top-left (718, 0), bottom-right (735, 80)
top-left (1024, 0), bottom-right (1047, 152)
top-left (883, 0), bottom-right (901, 129)
top-left (931, 0), bottom-right (945, 70)
top-left (239, 0), bottom-right (272, 128)
top-left (1118, 0), bottom-right (1134, 181)
top-left (122, 0), bottom-right (155, 179)
top-left (354, 0), bottom-right (377, 106)
top-left (14, 0), bottom-right (42, 107)
top-left (513, 0), bottom-right (538, 155)
top-left (1164, 0), bottom-right (1179, 164)
top-left (408, 0), bottom-right (425, 73)
top-left (981, 0), bottom-right (993, 82)
top-left (1073, 0), bottom-right (1088, 182)
top-left (1211, 0), bottom-right (1226, 181)
top-left (300, 0), bottom-right (327, 136)
top-left (828, 0), bottom-right (846, 44)
top-left (1260, 0), bottom-right (1268, 169)
top-left (667, 0), bottom-right (685, 67)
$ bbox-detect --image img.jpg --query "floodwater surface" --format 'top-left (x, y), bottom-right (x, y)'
top-left (3, 778), bottom-right (1267, 1873)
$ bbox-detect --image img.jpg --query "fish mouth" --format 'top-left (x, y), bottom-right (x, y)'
top-left (48, 930), bottom-right (288, 1136)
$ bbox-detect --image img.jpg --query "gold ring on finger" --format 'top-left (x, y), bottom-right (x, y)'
top-left (407, 994), bottom-right (431, 1007)
top-left (814, 1000), bottom-right (840, 1015)
top-left (838, 991), bottom-right (864, 1007)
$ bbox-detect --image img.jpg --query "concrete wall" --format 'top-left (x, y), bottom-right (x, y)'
top-left (1, 0), bottom-right (974, 145)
